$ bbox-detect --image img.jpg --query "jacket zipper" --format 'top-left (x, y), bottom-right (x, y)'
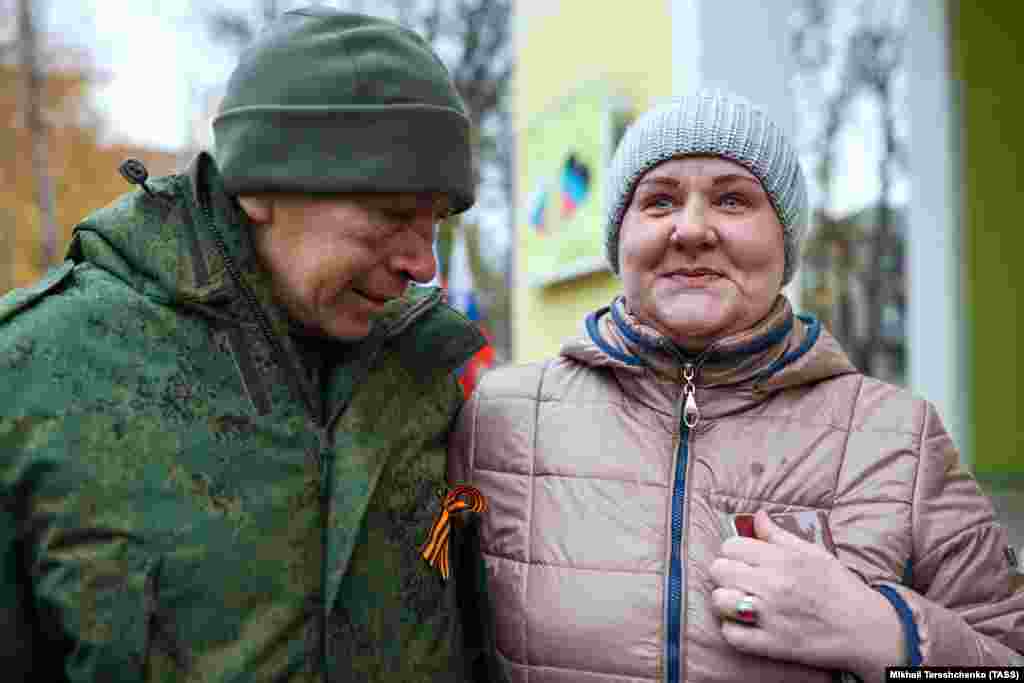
top-left (200, 188), bottom-right (448, 670)
top-left (666, 361), bottom-right (700, 683)
top-left (311, 290), bottom-right (444, 665)
top-left (200, 198), bottom-right (332, 668)
top-left (199, 200), bottom-right (322, 423)
top-left (318, 426), bottom-right (332, 665)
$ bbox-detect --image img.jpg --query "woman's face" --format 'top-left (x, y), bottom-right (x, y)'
top-left (618, 155), bottom-right (785, 351)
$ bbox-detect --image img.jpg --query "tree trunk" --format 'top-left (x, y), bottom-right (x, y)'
top-left (18, 0), bottom-right (58, 268)
top-left (0, 210), bottom-right (11, 293)
top-left (864, 78), bottom-right (895, 377)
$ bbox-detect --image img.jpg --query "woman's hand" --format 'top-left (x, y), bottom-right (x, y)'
top-left (709, 510), bottom-right (907, 681)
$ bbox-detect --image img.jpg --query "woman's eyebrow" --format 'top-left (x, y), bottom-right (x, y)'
top-left (712, 174), bottom-right (760, 187)
top-left (635, 177), bottom-right (679, 189)
top-left (635, 174), bottom-right (761, 190)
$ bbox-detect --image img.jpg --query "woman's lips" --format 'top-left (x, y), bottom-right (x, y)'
top-left (662, 270), bottom-right (723, 287)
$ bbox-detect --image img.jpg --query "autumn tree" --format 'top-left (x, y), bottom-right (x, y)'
top-left (0, 19), bottom-right (179, 295)
top-left (16, 0), bottom-right (59, 269)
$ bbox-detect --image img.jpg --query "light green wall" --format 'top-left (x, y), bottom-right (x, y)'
top-left (953, 2), bottom-right (1024, 480)
top-left (513, 0), bottom-right (673, 362)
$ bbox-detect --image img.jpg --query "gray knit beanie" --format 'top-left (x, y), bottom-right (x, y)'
top-left (605, 91), bottom-right (808, 285)
top-left (212, 7), bottom-right (475, 214)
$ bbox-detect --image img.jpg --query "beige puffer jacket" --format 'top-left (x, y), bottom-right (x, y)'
top-left (448, 296), bottom-right (1024, 683)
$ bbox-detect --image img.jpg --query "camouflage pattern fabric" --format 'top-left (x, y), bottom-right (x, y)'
top-left (0, 152), bottom-right (485, 682)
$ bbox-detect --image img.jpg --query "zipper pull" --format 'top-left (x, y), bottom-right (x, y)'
top-left (683, 363), bottom-right (700, 428)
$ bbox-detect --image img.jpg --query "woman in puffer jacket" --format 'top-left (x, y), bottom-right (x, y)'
top-left (448, 91), bottom-right (1024, 682)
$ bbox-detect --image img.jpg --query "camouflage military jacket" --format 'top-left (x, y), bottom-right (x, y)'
top-left (0, 152), bottom-right (486, 682)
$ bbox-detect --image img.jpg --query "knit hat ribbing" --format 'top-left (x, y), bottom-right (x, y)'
top-left (212, 7), bottom-right (475, 214)
top-left (605, 91), bottom-right (808, 285)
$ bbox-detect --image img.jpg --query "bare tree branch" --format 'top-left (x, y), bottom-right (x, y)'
top-left (17, 0), bottom-right (58, 268)
top-left (204, 11), bottom-right (258, 52)
top-left (200, 0), bottom-right (283, 54)
top-left (393, 0), bottom-right (417, 27)
top-left (792, 0), bottom-right (907, 381)
top-left (422, 0), bottom-right (443, 44)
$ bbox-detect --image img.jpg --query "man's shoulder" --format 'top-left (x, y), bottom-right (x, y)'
top-left (0, 261), bottom-right (157, 402)
top-left (0, 261), bottom-right (77, 327)
top-left (74, 171), bottom-right (184, 244)
top-left (0, 259), bottom-right (147, 337)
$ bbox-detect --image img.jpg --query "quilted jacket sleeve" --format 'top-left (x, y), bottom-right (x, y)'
top-left (875, 402), bottom-right (1024, 666)
top-left (447, 378), bottom-right (481, 487)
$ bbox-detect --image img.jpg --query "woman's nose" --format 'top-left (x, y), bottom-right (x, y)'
top-left (670, 197), bottom-right (718, 248)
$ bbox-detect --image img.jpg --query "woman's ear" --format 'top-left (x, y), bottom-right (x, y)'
top-left (238, 196), bottom-right (273, 225)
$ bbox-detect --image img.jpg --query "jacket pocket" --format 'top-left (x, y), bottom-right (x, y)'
top-left (55, 548), bottom-right (194, 681)
top-left (140, 555), bottom-right (195, 677)
top-left (49, 539), bottom-right (152, 680)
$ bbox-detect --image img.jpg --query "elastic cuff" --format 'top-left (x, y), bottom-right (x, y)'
top-left (875, 585), bottom-right (923, 666)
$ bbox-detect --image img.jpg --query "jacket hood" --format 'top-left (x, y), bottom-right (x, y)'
top-left (560, 295), bottom-right (857, 418)
top-left (66, 151), bottom-right (446, 340)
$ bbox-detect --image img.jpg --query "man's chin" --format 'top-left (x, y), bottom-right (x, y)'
top-left (320, 315), bottom-right (373, 342)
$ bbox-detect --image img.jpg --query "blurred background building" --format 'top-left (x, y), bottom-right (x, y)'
top-left (511, 0), bottom-right (1024, 508)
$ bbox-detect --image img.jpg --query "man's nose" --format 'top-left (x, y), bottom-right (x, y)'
top-left (391, 212), bottom-right (439, 284)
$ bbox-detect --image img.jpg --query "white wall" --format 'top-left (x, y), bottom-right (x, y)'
top-left (671, 0), bottom-right (799, 136)
top-left (905, 0), bottom-right (965, 462)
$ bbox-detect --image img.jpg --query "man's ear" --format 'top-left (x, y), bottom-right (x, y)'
top-left (238, 196), bottom-right (273, 225)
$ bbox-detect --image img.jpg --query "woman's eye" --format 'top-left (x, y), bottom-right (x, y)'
top-left (717, 193), bottom-right (746, 209)
top-left (647, 195), bottom-right (675, 210)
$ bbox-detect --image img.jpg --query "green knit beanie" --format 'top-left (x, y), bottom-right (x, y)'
top-left (212, 7), bottom-right (475, 215)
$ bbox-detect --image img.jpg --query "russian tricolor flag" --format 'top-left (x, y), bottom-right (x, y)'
top-left (528, 187), bottom-right (548, 235)
top-left (560, 153), bottom-right (591, 219)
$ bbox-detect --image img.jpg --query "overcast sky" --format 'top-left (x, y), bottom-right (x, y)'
top-left (36, 0), bottom-right (513, 268)
top-left (43, 0), bottom-right (248, 150)
top-left (37, 0), bottom-right (902, 221)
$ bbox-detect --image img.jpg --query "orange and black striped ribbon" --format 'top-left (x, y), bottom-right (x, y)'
top-left (420, 484), bottom-right (488, 580)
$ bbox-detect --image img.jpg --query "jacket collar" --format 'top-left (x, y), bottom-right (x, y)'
top-left (610, 295), bottom-right (800, 386)
top-left (183, 151), bottom-right (285, 330)
top-left (561, 294), bottom-right (857, 419)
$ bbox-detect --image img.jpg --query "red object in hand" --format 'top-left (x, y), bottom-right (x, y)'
top-left (727, 511), bottom-right (838, 555)
top-left (736, 606), bottom-right (758, 624)
top-left (732, 513), bottom-right (757, 538)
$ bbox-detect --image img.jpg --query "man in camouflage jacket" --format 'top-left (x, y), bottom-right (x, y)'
top-left (0, 7), bottom-right (491, 681)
